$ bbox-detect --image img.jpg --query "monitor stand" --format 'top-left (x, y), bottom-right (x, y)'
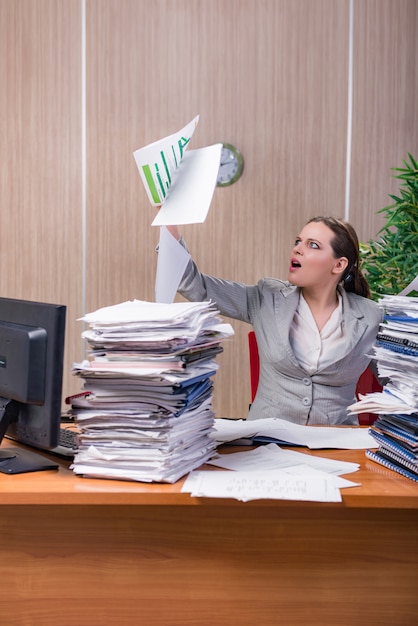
top-left (0, 448), bottom-right (58, 474)
top-left (0, 398), bottom-right (58, 474)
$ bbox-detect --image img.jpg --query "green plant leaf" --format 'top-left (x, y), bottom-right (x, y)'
top-left (361, 154), bottom-right (418, 300)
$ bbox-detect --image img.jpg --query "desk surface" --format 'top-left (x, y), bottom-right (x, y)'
top-left (1, 439), bottom-right (417, 508)
top-left (1, 440), bottom-right (418, 626)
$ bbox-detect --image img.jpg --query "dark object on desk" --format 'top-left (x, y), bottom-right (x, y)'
top-left (0, 297), bottom-right (66, 473)
top-left (251, 435), bottom-right (300, 446)
top-left (248, 330), bottom-right (382, 425)
top-left (48, 426), bottom-right (79, 458)
top-left (0, 446), bottom-right (58, 474)
top-left (6, 425), bottom-right (79, 462)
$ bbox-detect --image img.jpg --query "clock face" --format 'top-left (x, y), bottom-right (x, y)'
top-left (216, 144), bottom-right (244, 187)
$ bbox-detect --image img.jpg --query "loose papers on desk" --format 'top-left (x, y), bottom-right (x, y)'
top-left (347, 294), bottom-right (418, 481)
top-left (70, 299), bottom-right (234, 483)
top-left (212, 417), bottom-right (377, 449)
top-left (183, 444), bottom-right (361, 502)
top-left (182, 470), bottom-right (344, 502)
top-left (208, 443), bottom-right (361, 475)
top-left (182, 444), bottom-right (361, 502)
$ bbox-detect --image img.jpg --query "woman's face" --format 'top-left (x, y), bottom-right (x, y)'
top-left (288, 221), bottom-right (348, 289)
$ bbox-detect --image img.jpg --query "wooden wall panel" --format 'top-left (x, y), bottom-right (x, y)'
top-left (86, 0), bottom-right (349, 417)
top-left (0, 0), bottom-right (82, 402)
top-left (350, 0), bottom-right (418, 243)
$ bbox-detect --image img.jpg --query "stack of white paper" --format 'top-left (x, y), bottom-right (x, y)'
top-left (70, 299), bottom-right (234, 483)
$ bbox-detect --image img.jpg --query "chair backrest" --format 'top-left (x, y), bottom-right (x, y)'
top-left (247, 330), bottom-right (381, 426)
top-left (248, 329), bottom-right (260, 404)
top-left (354, 365), bottom-right (382, 425)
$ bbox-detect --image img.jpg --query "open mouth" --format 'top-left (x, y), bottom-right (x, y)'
top-left (290, 259), bottom-right (301, 268)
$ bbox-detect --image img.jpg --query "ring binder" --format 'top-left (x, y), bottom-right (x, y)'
top-left (366, 449), bottom-right (418, 482)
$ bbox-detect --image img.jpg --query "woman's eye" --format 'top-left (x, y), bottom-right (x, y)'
top-left (309, 241), bottom-right (319, 249)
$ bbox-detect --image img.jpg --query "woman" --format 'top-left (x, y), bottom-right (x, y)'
top-left (165, 216), bottom-right (382, 425)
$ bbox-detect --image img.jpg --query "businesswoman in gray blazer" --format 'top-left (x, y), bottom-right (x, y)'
top-left (165, 216), bottom-right (382, 426)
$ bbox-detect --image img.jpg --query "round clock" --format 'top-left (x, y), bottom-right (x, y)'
top-left (216, 143), bottom-right (244, 187)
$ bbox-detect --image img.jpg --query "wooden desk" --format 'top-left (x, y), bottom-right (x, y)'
top-left (0, 440), bottom-right (417, 626)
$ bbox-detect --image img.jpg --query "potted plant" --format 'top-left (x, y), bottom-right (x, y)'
top-left (360, 153), bottom-right (418, 300)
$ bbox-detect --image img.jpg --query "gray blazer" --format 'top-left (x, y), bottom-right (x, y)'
top-left (178, 246), bottom-right (383, 426)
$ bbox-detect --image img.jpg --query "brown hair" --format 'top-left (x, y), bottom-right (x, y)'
top-left (307, 216), bottom-right (371, 298)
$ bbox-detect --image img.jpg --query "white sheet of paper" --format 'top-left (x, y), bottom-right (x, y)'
top-left (212, 417), bottom-right (377, 449)
top-left (152, 144), bottom-right (222, 225)
top-left (208, 443), bottom-right (360, 475)
top-left (181, 469), bottom-right (342, 502)
top-left (348, 389), bottom-right (417, 415)
top-left (280, 464), bottom-right (360, 489)
top-left (80, 298), bottom-right (214, 324)
top-left (155, 226), bottom-right (191, 303)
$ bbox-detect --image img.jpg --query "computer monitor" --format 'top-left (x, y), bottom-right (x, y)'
top-left (0, 296), bottom-right (66, 474)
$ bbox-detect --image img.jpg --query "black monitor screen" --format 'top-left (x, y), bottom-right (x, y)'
top-left (0, 297), bottom-right (66, 474)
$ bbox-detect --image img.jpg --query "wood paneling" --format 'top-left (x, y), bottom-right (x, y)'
top-left (1, 505), bottom-right (417, 625)
top-left (86, 0), bottom-right (349, 417)
top-left (350, 0), bottom-right (418, 243)
top-left (1, 0), bottom-right (417, 416)
top-left (0, 444), bottom-right (417, 625)
top-left (0, 0), bottom-right (82, 401)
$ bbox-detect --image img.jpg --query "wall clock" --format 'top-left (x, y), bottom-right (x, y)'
top-left (216, 143), bottom-right (244, 187)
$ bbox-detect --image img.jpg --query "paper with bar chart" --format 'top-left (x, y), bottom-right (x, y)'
top-left (133, 115), bottom-right (222, 225)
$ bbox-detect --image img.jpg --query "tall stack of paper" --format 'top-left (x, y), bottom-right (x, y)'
top-left (348, 294), bottom-right (418, 481)
top-left (70, 299), bottom-right (234, 483)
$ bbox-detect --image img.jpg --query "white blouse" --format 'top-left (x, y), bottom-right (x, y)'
top-left (289, 292), bottom-right (344, 374)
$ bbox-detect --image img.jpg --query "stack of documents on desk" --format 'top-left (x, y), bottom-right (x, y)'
top-left (347, 294), bottom-right (418, 481)
top-left (366, 413), bottom-right (418, 482)
top-left (348, 295), bottom-right (418, 416)
top-left (70, 299), bottom-right (233, 483)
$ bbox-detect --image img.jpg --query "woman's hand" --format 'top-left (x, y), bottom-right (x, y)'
top-left (165, 224), bottom-right (180, 240)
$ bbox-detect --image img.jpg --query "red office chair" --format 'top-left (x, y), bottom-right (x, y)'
top-left (248, 330), bottom-right (260, 405)
top-left (248, 330), bottom-right (381, 426)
